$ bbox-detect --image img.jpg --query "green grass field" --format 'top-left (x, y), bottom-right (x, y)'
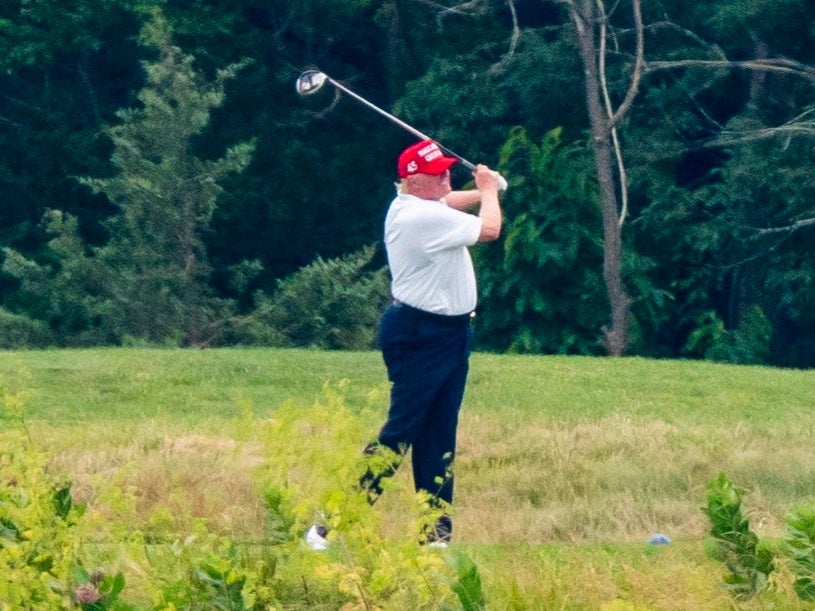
top-left (2, 348), bottom-right (815, 609)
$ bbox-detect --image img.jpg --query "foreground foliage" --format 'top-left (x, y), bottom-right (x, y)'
top-left (3, 349), bottom-right (815, 608)
top-left (705, 473), bottom-right (815, 604)
top-left (1, 380), bottom-right (484, 609)
top-left (703, 473), bottom-right (775, 600)
top-left (0, 434), bottom-right (126, 610)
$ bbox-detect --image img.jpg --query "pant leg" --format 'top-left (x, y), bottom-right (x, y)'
top-left (411, 326), bottom-right (470, 542)
top-left (411, 347), bottom-right (469, 504)
top-left (369, 304), bottom-right (471, 505)
top-left (358, 441), bottom-right (405, 504)
top-left (377, 305), bottom-right (470, 448)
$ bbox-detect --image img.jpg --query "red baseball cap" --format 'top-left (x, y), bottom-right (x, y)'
top-left (397, 140), bottom-right (459, 178)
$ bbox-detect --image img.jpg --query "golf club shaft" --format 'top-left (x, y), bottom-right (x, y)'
top-left (324, 75), bottom-right (477, 171)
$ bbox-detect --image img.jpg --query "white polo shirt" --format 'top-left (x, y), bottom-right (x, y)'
top-left (384, 193), bottom-right (483, 316)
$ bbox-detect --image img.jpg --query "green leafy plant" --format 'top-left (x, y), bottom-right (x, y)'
top-left (782, 504), bottom-right (815, 601)
top-left (0, 432), bottom-right (129, 609)
top-left (475, 126), bottom-right (606, 355)
top-left (1, 366), bottom-right (36, 441)
top-left (0, 304), bottom-right (53, 349)
top-left (247, 384), bottom-right (477, 609)
top-left (71, 566), bottom-right (128, 610)
top-left (684, 306), bottom-right (772, 365)
top-left (447, 552), bottom-right (486, 611)
top-left (140, 521), bottom-right (279, 610)
top-left (703, 473), bottom-right (775, 600)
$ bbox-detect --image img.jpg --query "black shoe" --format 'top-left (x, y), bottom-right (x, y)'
top-left (424, 517), bottom-right (451, 548)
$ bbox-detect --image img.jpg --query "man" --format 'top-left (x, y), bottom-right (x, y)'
top-left (306, 140), bottom-right (502, 550)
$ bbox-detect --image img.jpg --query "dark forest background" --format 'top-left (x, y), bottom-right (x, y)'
top-left (2, 0), bottom-right (815, 367)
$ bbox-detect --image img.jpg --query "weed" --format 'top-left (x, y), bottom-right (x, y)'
top-left (448, 552), bottom-right (486, 610)
top-left (782, 503), bottom-right (815, 601)
top-left (703, 473), bottom-right (774, 600)
top-left (1, 366), bottom-right (36, 442)
top-left (0, 432), bottom-right (126, 609)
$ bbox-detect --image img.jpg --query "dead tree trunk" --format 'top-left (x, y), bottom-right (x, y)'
top-left (563, 0), bottom-right (643, 355)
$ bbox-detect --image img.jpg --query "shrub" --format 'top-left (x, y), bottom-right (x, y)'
top-left (0, 433), bottom-right (126, 609)
top-left (0, 307), bottom-right (53, 349)
top-left (684, 306), bottom-right (772, 365)
top-left (232, 244), bottom-right (390, 350)
top-left (704, 475), bottom-right (815, 605)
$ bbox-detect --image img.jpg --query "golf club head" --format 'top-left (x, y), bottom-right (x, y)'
top-left (296, 70), bottom-right (328, 96)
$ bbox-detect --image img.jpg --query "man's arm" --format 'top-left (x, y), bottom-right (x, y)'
top-left (443, 190), bottom-right (482, 211)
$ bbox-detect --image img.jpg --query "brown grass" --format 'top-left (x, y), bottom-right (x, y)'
top-left (43, 404), bottom-right (813, 550)
top-left (48, 424), bottom-right (267, 539)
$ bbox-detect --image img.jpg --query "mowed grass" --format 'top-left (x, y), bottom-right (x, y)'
top-left (2, 348), bottom-right (815, 609)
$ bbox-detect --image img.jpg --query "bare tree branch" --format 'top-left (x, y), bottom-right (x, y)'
top-left (504, 0), bottom-right (520, 61)
top-left (0, 114), bottom-right (25, 129)
top-left (644, 58), bottom-right (815, 83)
top-left (490, 0), bottom-right (521, 72)
top-left (645, 20), bottom-right (728, 61)
top-left (695, 108), bottom-right (815, 148)
top-left (414, 0), bottom-right (489, 22)
top-left (595, 0), bottom-right (643, 226)
top-left (609, 0), bottom-right (643, 128)
top-left (596, 0), bottom-right (629, 225)
top-left (722, 217), bottom-right (815, 269)
top-left (756, 217), bottom-right (815, 236)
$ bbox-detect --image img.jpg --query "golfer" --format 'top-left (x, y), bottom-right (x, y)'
top-left (307, 140), bottom-right (502, 549)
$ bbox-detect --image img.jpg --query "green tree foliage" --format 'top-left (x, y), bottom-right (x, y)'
top-left (1, 0), bottom-right (815, 363)
top-left (0, 0), bottom-right (144, 249)
top-left (475, 126), bottom-right (605, 354)
top-left (623, 0), bottom-right (815, 365)
top-left (0, 306), bottom-right (53, 349)
top-left (683, 306), bottom-right (771, 364)
top-left (708, 135), bottom-right (815, 367)
top-left (2, 211), bottom-right (115, 345)
top-left (78, 11), bottom-right (255, 346)
top-left (180, 0), bottom-right (399, 285)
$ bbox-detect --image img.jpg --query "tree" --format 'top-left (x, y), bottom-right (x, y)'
top-left (624, 0), bottom-right (815, 365)
top-left (555, 0), bottom-right (644, 355)
top-left (475, 126), bottom-right (605, 354)
top-left (230, 244), bottom-right (390, 350)
top-left (77, 10), bottom-right (255, 345)
top-left (2, 210), bottom-right (115, 345)
top-left (0, 0), bottom-right (144, 247)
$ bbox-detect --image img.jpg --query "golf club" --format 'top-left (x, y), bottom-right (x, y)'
top-left (296, 69), bottom-right (507, 189)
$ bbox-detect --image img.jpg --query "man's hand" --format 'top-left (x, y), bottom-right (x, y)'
top-left (475, 164), bottom-right (502, 242)
top-left (474, 164), bottom-right (500, 192)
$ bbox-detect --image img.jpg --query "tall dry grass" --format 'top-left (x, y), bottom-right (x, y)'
top-left (41, 399), bottom-right (815, 548)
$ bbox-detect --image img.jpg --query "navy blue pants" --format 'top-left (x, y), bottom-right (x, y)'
top-left (362, 302), bottom-right (472, 511)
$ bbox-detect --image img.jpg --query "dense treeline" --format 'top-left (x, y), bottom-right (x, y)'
top-left (1, 1), bottom-right (814, 367)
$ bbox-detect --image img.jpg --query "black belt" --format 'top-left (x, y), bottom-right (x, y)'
top-left (392, 300), bottom-right (473, 325)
